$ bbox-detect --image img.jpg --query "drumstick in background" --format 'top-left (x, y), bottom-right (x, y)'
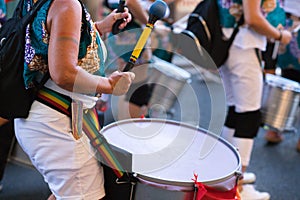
top-left (272, 27), bottom-right (283, 60)
top-left (272, 40), bottom-right (280, 59)
top-left (122, 0), bottom-right (168, 72)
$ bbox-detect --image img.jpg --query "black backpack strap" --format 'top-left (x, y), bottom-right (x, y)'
top-left (36, 71), bottom-right (50, 90)
top-left (228, 14), bottom-right (244, 45)
top-left (12, 0), bottom-right (24, 19)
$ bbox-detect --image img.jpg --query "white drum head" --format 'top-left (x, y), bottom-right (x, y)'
top-left (265, 74), bottom-right (300, 92)
top-left (151, 56), bottom-right (191, 81)
top-left (101, 119), bottom-right (240, 184)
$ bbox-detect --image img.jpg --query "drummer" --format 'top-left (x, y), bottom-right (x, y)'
top-left (218, 0), bottom-right (292, 199)
top-left (263, 0), bottom-right (300, 151)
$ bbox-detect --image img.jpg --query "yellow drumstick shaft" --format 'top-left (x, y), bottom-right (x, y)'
top-left (131, 23), bottom-right (154, 62)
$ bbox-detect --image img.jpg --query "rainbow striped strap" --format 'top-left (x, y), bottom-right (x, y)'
top-left (36, 87), bottom-right (72, 116)
top-left (36, 87), bottom-right (128, 178)
top-left (83, 109), bottom-right (126, 178)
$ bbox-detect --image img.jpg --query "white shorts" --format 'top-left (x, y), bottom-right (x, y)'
top-left (14, 102), bottom-right (105, 200)
top-left (219, 45), bottom-right (263, 113)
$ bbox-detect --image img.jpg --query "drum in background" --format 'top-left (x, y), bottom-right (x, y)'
top-left (101, 118), bottom-right (241, 200)
top-left (148, 56), bottom-right (191, 117)
top-left (261, 74), bottom-right (300, 132)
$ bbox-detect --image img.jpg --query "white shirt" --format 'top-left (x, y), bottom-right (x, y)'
top-left (222, 26), bottom-right (267, 51)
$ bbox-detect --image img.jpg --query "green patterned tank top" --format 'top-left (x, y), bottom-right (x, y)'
top-left (23, 0), bottom-right (105, 88)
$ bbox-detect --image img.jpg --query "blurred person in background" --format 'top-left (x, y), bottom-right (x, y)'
top-left (82, 0), bottom-right (104, 21)
top-left (263, 0), bottom-right (300, 151)
top-left (218, 0), bottom-right (291, 199)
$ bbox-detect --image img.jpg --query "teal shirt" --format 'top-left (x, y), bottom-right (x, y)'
top-left (0, 0), bottom-right (6, 22)
top-left (23, 0), bottom-right (105, 88)
top-left (217, 0), bottom-right (242, 28)
top-left (277, 18), bottom-right (300, 71)
top-left (217, 0), bottom-right (285, 28)
top-left (266, 1), bottom-right (286, 28)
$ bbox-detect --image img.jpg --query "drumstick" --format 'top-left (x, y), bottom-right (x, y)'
top-left (272, 27), bottom-right (284, 60)
top-left (111, 0), bottom-right (126, 35)
top-left (122, 0), bottom-right (168, 72)
top-left (272, 40), bottom-right (280, 60)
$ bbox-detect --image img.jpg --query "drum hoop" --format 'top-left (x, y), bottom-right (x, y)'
top-left (137, 174), bottom-right (195, 191)
top-left (101, 118), bottom-right (241, 185)
top-left (150, 66), bottom-right (191, 83)
top-left (265, 74), bottom-right (300, 92)
top-left (151, 56), bottom-right (192, 81)
top-left (266, 81), bottom-right (300, 92)
top-left (136, 171), bottom-right (239, 190)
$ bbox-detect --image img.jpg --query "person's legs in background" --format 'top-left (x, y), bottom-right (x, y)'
top-left (0, 121), bottom-right (15, 192)
top-left (263, 10), bottom-right (300, 151)
top-left (262, 42), bottom-right (285, 143)
top-left (220, 46), bottom-right (270, 200)
top-left (281, 69), bottom-right (300, 151)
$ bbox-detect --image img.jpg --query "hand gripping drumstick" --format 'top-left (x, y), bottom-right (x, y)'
top-left (272, 26), bottom-right (300, 59)
top-left (112, 0), bottom-right (126, 35)
top-left (122, 0), bottom-right (168, 72)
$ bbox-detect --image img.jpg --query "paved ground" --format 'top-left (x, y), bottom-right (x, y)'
top-left (0, 63), bottom-right (300, 200)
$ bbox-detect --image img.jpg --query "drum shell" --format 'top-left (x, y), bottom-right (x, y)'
top-left (261, 80), bottom-right (300, 132)
top-left (148, 57), bottom-right (191, 111)
top-left (134, 173), bottom-right (239, 200)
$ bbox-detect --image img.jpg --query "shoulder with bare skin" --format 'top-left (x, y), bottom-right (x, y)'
top-left (47, 0), bottom-right (82, 32)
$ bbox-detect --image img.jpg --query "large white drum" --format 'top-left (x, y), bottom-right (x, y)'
top-left (101, 118), bottom-right (241, 200)
top-left (261, 74), bottom-right (300, 132)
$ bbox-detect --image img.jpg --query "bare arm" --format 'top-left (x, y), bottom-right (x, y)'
top-left (95, 7), bottom-right (132, 35)
top-left (126, 0), bottom-right (148, 25)
top-left (243, 0), bottom-right (291, 44)
top-left (46, 0), bottom-right (134, 95)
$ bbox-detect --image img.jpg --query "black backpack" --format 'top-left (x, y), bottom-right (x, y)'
top-left (184, 0), bottom-right (244, 68)
top-left (0, 0), bottom-right (49, 121)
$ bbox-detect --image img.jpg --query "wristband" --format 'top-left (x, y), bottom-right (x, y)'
top-left (277, 29), bottom-right (282, 42)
